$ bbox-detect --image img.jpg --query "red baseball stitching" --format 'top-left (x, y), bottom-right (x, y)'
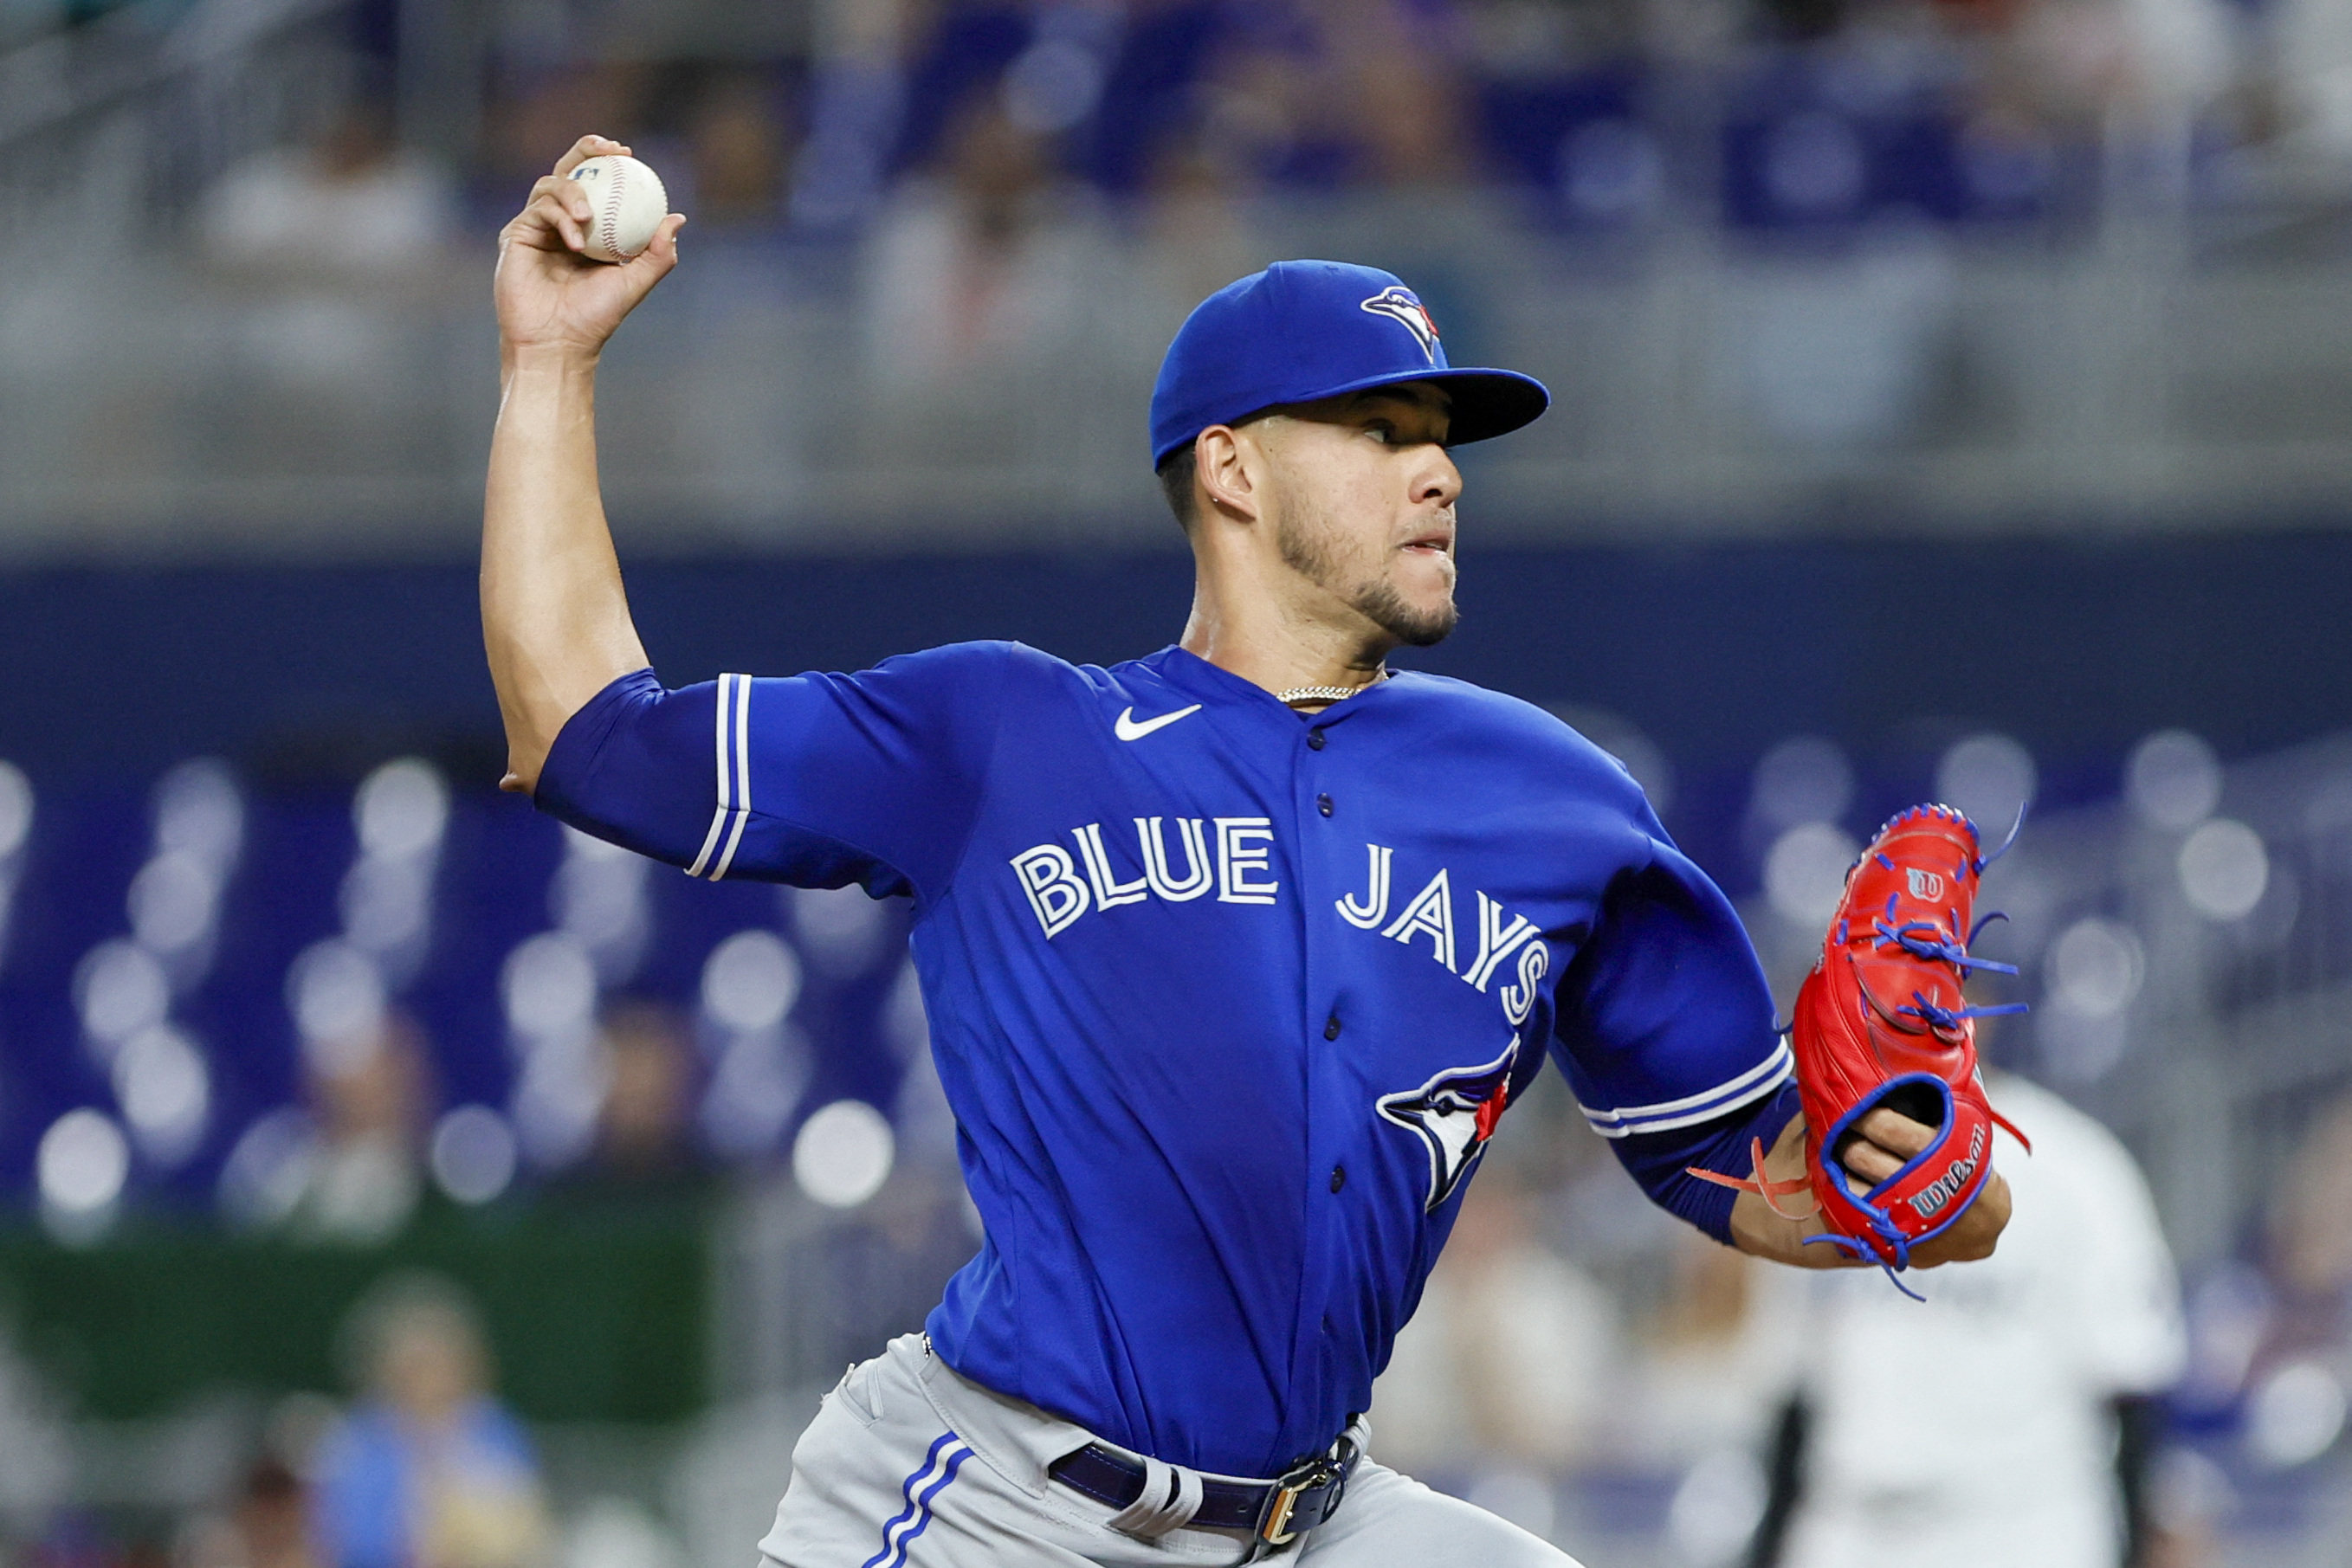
top-left (601, 158), bottom-right (625, 259)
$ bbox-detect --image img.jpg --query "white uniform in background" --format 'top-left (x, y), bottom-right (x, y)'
top-left (1778, 1074), bottom-right (2187, 1568)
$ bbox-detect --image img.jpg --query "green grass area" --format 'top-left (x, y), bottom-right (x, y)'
top-left (0, 1192), bottom-right (714, 1423)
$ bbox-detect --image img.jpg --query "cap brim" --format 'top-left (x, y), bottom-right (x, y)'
top-left (1228, 365), bottom-right (1551, 454)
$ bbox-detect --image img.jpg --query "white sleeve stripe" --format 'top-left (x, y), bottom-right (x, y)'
top-left (686, 807), bottom-right (728, 879)
top-left (684, 673), bottom-right (736, 879)
top-left (1582, 1037), bottom-right (1792, 1120)
top-left (734, 671), bottom-right (753, 810)
top-left (1576, 1038), bottom-right (1794, 1138)
top-left (712, 672), bottom-right (753, 880)
top-left (714, 673), bottom-right (735, 811)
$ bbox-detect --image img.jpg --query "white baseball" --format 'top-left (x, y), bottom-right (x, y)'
top-left (565, 154), bottom-right (669, 263)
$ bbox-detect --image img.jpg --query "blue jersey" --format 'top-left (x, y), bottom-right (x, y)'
top-left (537, 641), bottom-right (1790, 1477)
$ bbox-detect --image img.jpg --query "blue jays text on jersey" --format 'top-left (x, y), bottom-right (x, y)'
top-left (535, 642), bottom-right (1795, 1480)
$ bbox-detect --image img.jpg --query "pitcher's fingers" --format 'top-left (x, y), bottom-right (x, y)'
top-left (613, 214), bottom-right (686, 287)
top-left (1852, 1107), bottom-right (1933, 1156)
top-left (552, 134), bottom-right (626, 177)
top-left (526, 174), bottom-right (597, 230)
top-left (1838, 1137), bottom-right (1903, 1185)
top-left (644, 212), bottom-right (686, 263)
top-left (516, 190), bottom-right (589, 254)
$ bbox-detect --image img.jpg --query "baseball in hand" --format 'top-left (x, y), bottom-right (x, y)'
top-left (565, 154), bottom-right (669, 263)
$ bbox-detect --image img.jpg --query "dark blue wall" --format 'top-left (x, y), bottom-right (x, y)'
top-left (4, 528), bottom-right (2342, 786)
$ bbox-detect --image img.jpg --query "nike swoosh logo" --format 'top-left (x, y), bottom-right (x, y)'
top-left (1115, 704), bottom-right (1203, 742)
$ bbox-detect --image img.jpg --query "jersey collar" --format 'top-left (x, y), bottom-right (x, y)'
top-left (1145, 645), bottom-right (1407, 729)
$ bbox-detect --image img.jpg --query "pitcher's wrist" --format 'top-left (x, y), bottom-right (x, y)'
top-left (500, 340), bottom-right (603, 390)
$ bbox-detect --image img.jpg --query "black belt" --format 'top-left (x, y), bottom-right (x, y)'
top-left (1048, 1429), bottom-right (1361, 1555)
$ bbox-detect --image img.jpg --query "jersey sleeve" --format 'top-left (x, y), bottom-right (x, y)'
top-left (1548, 834), bottom-right (1790, 1140)
top-left (533, 640), bottom-right (1024, 903)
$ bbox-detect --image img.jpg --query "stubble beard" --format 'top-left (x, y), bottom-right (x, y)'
top-left (1275, 500), bottom-right (1458, 649)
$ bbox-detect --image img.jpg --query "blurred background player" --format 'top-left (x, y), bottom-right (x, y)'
top-left (1747, 1068), bottom-right (2188, 1568)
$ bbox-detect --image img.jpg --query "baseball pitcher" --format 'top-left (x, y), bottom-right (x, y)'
top-left (483, 137), bottom-right (2013, 1567)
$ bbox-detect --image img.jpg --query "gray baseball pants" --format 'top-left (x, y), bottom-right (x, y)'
top-left (758, 1333), bottom-right (1580, 1568)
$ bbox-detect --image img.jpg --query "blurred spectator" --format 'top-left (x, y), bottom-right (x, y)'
top-left (1621, 1229), bottom-right (1799, 1466)
top-left (2241, 1088), bottom-right (2352, 1477)
top-left (685, 70), bottom-right (794, 229)
top-left (864, 94), bottom-right (1113, 389)
top-left (182, 1460), bottom-right (320, 1568)
top-left (1132, 131), bottom-right (1265, 356)
top-left (1315, 0), bottom-right (1474, 185)
top-left (1371, 1168), bottom-right (1619, 1479)
top-left (200, 99), bottom-right (456, 283)
top-left (241, 1460), bottom-right (316, 1568)
top-left (288, 1010), bottom-right (431, 1245)
top-left (1188, 12), bottom-right (1360, 190)
top-left (316, 1275), bottom-right (551, 1568)
top-left (804, 1166), bottom-right (983, 1374)
top-left (1750, 1071), bottom-right (2187, 1568)
top-left (2272, 0), bottom-right (2352, 169)
top-left (0, 1327), bottom-right (67, 1537)
top-left (1993, 0), bottom-right (2237, 132)
top-left (595, 1000), bottom-right (695, 1176)
top-left (487, 67), bottom-right (649, 204)
top-left (545, 999), bottom-right (706, 1200)
top-left (2271, 1089), bottom-right (2352, 1326)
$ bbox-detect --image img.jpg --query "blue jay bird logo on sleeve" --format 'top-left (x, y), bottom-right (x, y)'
top-left (1376, 1042), bottom-right (1521, 1212)
top-left (1359, 287), bottom-right (1441, 365)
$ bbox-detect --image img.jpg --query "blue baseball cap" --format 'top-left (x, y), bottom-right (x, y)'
top-left (1149, 260), bottom-right (1550, 468)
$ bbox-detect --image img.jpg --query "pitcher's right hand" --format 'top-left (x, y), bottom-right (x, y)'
top-left (494, 135), bottom-right (685, 358)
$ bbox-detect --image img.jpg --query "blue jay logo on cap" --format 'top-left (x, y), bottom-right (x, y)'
top-left (1359, 286), bottom-right (1441, 365)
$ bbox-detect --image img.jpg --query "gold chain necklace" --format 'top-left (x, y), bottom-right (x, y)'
top-left (1276, 672), bottom-right (1388, 707)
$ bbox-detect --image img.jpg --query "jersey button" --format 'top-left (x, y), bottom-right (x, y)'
top-left (1307, 729), bottom-right (1327, 751)
top-left (1329, 1165), bottom-right (1346, 1193)
top-left (1317, 793), bottom-right (1334, 816)
top-left (1323, 1014), bottom-right (1341, 1040)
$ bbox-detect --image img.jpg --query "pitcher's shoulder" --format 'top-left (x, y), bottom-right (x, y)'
top-left (1393, 672), bottom-right (1617, 759)
top-left (1392, 673), bottom-right (1659, 818)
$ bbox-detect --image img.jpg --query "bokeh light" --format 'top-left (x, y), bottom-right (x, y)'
top-left (430, 1106), bottom-right (519, 1206)
top-left (701, 930), bottom-right (801, 1035)
top-left (502, 932), bottom-right (598, 1043)
top-left (1935, 732), bottom-right (2036, 835)
top-left (0, 758), bottom-right (34, 859)
top-left (2129, 731), bottom-right (2223, 831)
top-left (2046, 919), bottom-right (2145, 1018)
top-left (353, 758), bottom-right (449, 861)
top-left (113, 1023), bottom-right (210, 1167)
top-left (2179, 818), bottom-right (2270, 920)
top-left (75, 939), bottom-right (170, 1052)
top-left (1750, 738), bottom-right (1853, 833)
top-left (2246, 1362), bottom-right (2348, 1469)
top-left (1764, 823), bottom-right (1859, 926)
top-left (792, 1100), bottom-right (895, 1210)
top-left (37, 1108), bottom-right (130, 1236)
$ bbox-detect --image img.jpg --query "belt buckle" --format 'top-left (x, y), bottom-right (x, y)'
top-left (1256, 1450), bottom-right (1347, 1547)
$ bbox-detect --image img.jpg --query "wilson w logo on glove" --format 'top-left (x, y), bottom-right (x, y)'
top-left (1694, 804), bottom-right (2032, 1293)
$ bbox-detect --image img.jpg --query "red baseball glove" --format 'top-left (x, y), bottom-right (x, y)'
top-left (1697, 804), bottom-right (2031, 1287)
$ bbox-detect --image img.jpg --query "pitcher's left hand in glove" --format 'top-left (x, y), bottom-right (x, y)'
top-left (1701, 804), bottom-right (2030, 1284)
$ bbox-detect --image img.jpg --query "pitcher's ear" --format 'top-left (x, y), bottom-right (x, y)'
top-left (1197, 423), bottom-right (1263, 526)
